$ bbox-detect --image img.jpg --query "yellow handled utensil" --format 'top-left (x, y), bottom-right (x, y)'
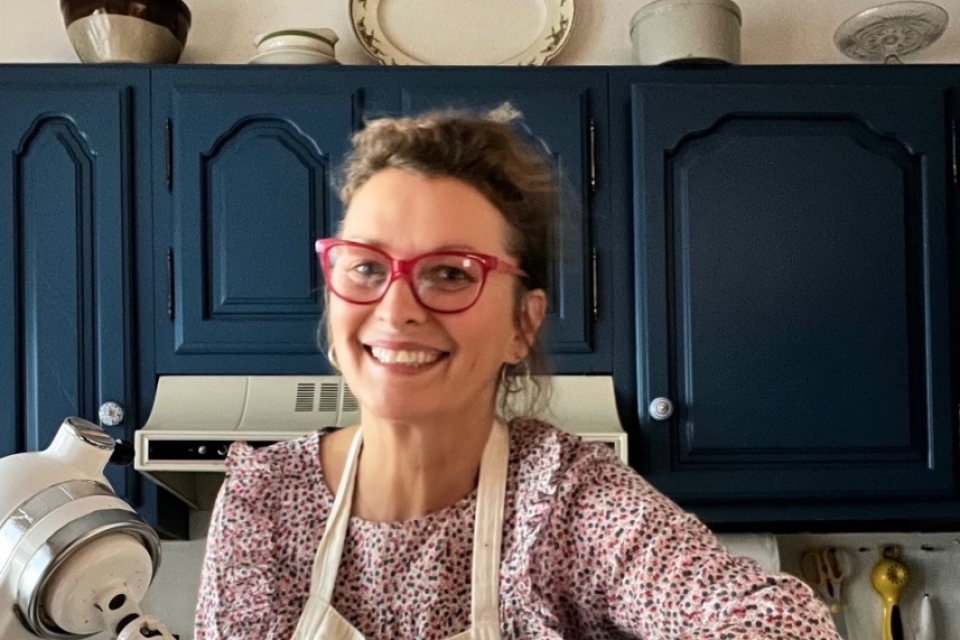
top-left (870, 545), bottom-right (909, 640)
top-left (801, 547), bottom-right (851, 638)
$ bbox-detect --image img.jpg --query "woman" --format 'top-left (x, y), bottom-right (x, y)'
top-left (196, 107), bottom-right (841, 640)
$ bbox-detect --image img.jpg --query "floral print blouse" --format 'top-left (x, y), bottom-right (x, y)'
top-left (195, 419), bottom-right (841, 640)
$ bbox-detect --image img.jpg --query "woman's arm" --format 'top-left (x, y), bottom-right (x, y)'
top-left (553, 448), bottom-right (841, 640)
top-left (606, 508), bottom-right (840, 639)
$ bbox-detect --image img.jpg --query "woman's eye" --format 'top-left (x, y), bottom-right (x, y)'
top-left (423, 265), bottom-right (478, 288)
top-left (349, 261), bottom-right (387, 278)
top-left (438, 267), bottom-right (471, 281)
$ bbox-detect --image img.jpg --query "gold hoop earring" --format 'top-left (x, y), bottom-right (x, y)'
top-left (327, 345), bottom-right (340, 371)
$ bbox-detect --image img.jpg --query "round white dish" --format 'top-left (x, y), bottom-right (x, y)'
top-left (248, 47), bottom-right (339, 65)
top-left (255, 28), bottom-right (339, 57)
top-left (350, 0), bottom-right (574, 65)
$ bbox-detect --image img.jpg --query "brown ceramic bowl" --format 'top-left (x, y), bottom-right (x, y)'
top-left (61, 0), bottom-right (192, 63)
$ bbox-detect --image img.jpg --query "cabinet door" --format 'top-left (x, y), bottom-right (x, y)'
top-left (633, 83), bottom-right (953, 503)
top-left (153, 69), bottom-right (362, 374)
top-left (0, 70), bottom-right (148, 503)
top-left (365, 69), bottom-right (611, 373)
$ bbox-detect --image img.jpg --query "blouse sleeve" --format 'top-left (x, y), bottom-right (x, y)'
top-left (550, 446), bottom-right (841, 640)
top-left (194, 442), bottom-right (279, 640)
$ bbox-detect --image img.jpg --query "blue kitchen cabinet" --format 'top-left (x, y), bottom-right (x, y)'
top-left (151, 68), bottom-right (614, 376)
top-left (362, 69), bottom-right (613, 374)
top-left (625, 79), bottom-right (955, 516)
top-left (151, 68), bottom-right (364, 375)
top-left (0, 68), bottom-right (150, 506)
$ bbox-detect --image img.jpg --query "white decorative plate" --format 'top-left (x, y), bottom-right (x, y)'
top-left (350, 0), bottom-right (574, 65)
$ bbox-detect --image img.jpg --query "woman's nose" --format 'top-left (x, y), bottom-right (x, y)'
top-left (375, 275), bottom-right (428, 325)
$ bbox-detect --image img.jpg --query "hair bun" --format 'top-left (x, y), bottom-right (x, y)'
top-left (486, 103), bottom-right (523, 124)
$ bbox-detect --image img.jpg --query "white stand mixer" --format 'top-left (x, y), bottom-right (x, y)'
top-left (0, 417), bottom-right (176, 640)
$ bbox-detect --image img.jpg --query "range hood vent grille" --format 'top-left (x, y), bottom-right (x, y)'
top-left (295, 382), bottom-right (342, 412)
top-left (343, 385), bottom-right (359, 412)
top-left (318, 382), bottom-right (339, 412)
top-left (295, 383), bottom-right (315, 412)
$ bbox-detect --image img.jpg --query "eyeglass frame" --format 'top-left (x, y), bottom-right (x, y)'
top-left (314, 238), bottom-right (528, 313)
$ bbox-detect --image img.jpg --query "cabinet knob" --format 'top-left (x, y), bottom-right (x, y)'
top-left (649, 397), bottom-right (674, 420)
top-left (98, 402), bottom-right (125, 427)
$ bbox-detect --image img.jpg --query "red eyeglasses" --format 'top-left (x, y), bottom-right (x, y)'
top-left (315, 238), bottom-right (527, 313)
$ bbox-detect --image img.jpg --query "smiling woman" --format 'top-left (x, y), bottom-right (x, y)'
top-left (195, 106), bottom-right (844, 640)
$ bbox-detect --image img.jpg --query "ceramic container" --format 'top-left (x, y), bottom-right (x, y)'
top-left (254, 28), bottom-right (339, 59)
top-left (61, 0), bottom-right (192, 63)
top-left (248, 47), bottom-right (339, 65)
top-left (630, 0), bottom-right (741, 65)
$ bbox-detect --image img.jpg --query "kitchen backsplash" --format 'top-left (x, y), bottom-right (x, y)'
top-left (780, 532), bottom-right (960, 640)
top-left (90, 511), bottom-right (959, 640)
top-left (3, 0), bottom-right (960, 66)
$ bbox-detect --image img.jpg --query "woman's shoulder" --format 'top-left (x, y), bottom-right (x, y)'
top-left (222, 429), bottom-right (330, 498)
top-left (507, 417), bottom-right (668, 514)
top-left (507, 417), bottom-right (631, 490)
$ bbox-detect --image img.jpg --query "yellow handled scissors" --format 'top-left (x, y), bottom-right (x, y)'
top-left (801, 547), bottom-right (851, 638)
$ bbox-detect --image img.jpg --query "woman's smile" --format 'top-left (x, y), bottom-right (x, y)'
top-left (363, 341), bottom-right (450, 371)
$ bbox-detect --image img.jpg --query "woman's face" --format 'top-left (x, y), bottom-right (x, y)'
top-left (329, 168), bottom-right (545, 424)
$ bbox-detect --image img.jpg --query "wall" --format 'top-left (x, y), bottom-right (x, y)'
top-left (780, 533), bottom-right (960, 640)
top-left (5, 0), bottom-right (960, 65)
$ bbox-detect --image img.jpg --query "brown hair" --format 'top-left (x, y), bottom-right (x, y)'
top-left (329, 104), bottom-right (556, 418)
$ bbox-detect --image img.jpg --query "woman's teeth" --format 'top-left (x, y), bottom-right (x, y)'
top-left (369, 347), bottom-right (442, 365)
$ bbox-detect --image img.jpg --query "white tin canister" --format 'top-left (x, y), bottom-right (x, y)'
top-left (630, 0), bottom-right (742, 65)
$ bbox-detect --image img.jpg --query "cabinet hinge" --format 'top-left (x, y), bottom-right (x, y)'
top-left (165, 118), bottom-right (173, 192)
top-left (589, 118), bottom-right (597, 194)
top-left (951, 117), bottom-right (958, 188)
top-left (591, 247), bottom-right (599, 322)
top-left (166, 248), bottom-right (175, 321)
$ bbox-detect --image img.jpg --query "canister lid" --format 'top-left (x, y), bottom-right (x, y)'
top-left (630, 0), bottom-right (742, 34)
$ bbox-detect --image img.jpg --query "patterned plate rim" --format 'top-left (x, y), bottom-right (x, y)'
top-left (350, 0), bottom-right (575, 66)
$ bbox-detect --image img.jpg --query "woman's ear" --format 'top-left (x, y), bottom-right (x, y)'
top-left (512, 289), bottom-right (547, 361)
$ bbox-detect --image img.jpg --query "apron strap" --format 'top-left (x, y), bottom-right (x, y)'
top-left (308, 426), bottom-right (364, 600)
top-left (470, 421), bottom-right (509, 628)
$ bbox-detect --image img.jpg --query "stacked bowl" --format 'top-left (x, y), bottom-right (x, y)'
top-left (250, 28), bottom-right (339, 64)
top-left (61, 0), bottom-right (191, 63)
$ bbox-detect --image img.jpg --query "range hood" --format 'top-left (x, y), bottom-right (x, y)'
top-left (135, 375), bottom-right (627, 510)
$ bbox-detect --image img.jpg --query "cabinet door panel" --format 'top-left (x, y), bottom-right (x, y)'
top-left (0, 75), bottom-right (144, 502)
top-left (633, 84), bottom-right (953, 502)
top-left (154, 71), bottom-right (360, 373)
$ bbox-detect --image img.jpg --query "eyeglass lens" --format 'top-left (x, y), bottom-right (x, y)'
top-left (325, 244), bottom-right (485, 311)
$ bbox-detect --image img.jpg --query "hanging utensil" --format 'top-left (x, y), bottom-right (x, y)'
top-left (800, 547), bottom-right (851, 639)
top-left (916, 594), bottom-right (933, 640)
top-left (870, 545), bottom-right (909, 640)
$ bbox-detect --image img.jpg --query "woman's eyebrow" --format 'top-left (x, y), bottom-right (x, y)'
top-left (344, 238), bottom-right (480, 253)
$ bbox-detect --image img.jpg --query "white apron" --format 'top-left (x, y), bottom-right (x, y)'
top-left (290, 421), bottom-right (509, 640)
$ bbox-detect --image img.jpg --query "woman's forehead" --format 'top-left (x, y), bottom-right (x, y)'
top-left (341, 169), bottom-right (511, 254)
